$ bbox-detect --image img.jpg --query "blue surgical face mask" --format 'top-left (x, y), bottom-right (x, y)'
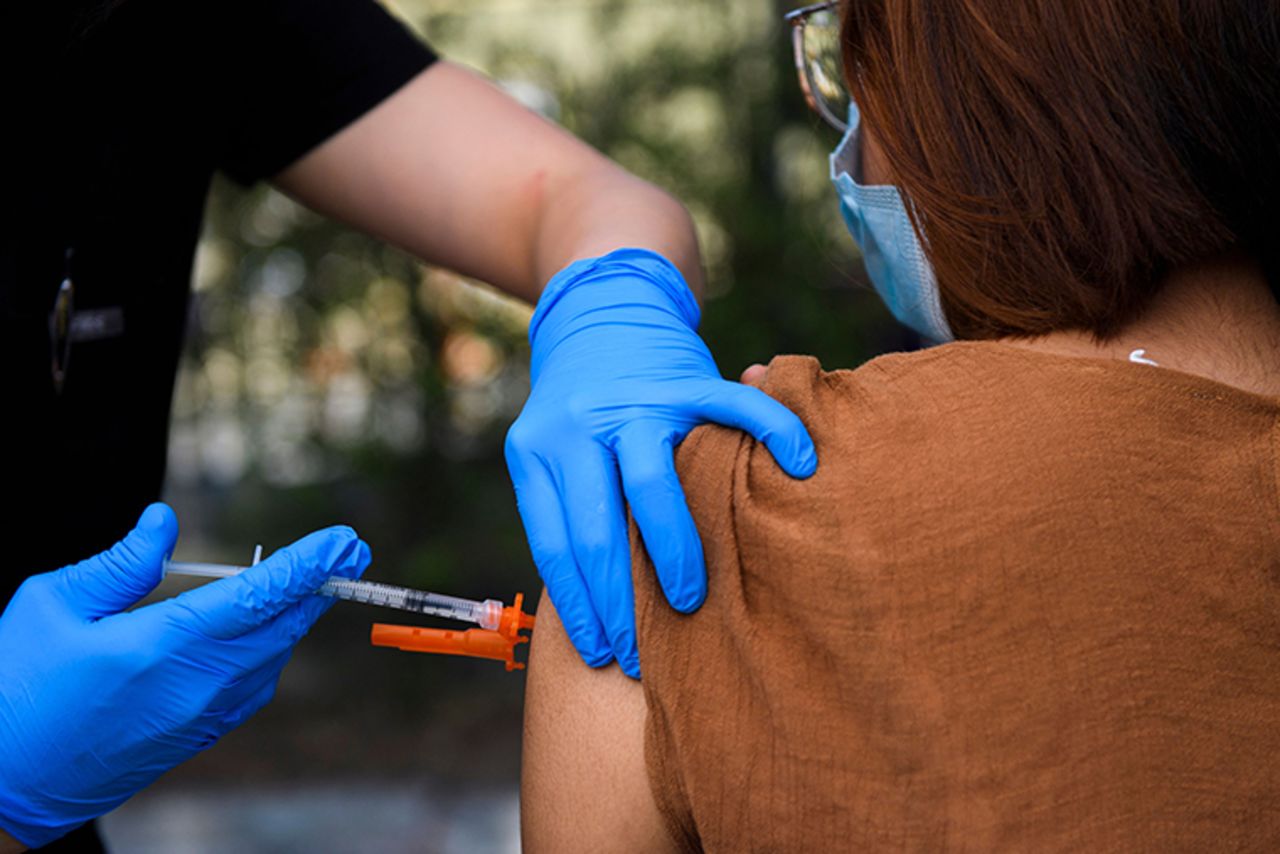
top-left (829, 100), bottom-right (954, 343)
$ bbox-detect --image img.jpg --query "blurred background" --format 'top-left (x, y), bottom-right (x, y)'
top-left (102, 0), bottom-right (909, 850)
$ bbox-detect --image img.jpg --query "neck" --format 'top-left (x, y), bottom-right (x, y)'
top-left (1003, 252), bottom-right (1280, 397)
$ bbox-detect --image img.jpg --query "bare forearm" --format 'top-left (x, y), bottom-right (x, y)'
top-left (528, 165), bottom-right (704, 302)
top-left (276, 62), bottom-right (703, 305)
top-left (0, 828), bottom-right (27, 853)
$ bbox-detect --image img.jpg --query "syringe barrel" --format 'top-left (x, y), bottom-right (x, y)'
top-left (389, 590), bottom-right (502, 629)
top-left (164, 560), bottom-right (500, 628)
top-left (317, 577), bottom-right (501, 628)
top-left (318, 577), bottom-right (418, 610)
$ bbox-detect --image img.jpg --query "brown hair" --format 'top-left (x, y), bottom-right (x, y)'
top-left (840, 0), bottom-right (1280, 339)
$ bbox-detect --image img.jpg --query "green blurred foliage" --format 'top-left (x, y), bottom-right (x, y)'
top-left (162, 0), bottom-right (913, 786)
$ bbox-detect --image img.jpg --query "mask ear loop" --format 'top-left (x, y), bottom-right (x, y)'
top-left (828, 101), bottom-right (863, 185)
top-left (900, 198), bottom-right (954, 342)
top-left (828, 99), bottom-right (956, 344)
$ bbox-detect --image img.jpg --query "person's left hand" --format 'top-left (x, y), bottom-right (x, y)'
top-left (505, 248), bottom-right (817, 678)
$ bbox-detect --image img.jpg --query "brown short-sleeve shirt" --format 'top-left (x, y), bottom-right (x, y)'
top-left (633, 343), bottom-right (1280, 852)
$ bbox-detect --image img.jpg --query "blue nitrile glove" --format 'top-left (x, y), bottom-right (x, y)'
top-left (505, 248), bottom-right (817, 678)
top-left (0, 504), bottom-right (370, 849)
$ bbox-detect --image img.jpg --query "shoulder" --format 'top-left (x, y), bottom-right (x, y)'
top-left (671, 344), bottom-right (1022, 508)
top-left (631, 343), bottom-right (1280, 846)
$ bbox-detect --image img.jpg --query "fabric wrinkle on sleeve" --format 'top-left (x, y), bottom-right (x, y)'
top-left (215, 0), bottom-right (437, 185)
top-left (631, 419), bottom-right (749, 852)
top-left (631, 356), bottom-right (833, 850)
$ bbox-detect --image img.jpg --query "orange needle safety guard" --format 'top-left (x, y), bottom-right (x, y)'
top-left (370, 592), bottom-right (537, 671)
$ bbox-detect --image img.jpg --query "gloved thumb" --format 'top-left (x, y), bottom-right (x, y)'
top-left (56, 503), bottom-right (178, 621)
top-left (170, 526), bottom-right (370, 641)
top-left (695, 381), bottom-right (818, 478)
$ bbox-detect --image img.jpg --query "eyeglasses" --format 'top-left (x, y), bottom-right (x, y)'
top-left (784, 1), bottom-right (850, 133)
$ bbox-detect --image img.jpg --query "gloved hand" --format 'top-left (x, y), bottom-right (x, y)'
top-left (505, 248), bottom-right (817, 677)
top-left (0, 504), bottom-right (370, 849)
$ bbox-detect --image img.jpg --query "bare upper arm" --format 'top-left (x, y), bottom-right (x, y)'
top-left (522, 590), bottom-right (678, 854)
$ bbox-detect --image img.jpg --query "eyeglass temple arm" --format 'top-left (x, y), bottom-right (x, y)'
top-left (783, 0), bottom-right (839, 26)
top-left (785, 1), bottom-right (841, 121)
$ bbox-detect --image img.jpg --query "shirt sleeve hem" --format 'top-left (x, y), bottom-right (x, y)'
top-left (220, 48), bottom-right (436, 186)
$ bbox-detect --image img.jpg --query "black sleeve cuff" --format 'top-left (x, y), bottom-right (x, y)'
top-left (217, 0), bottom-right (438, 185)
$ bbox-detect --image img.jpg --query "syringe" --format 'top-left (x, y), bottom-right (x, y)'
top-left (163, 558), bottom-right (504, 630)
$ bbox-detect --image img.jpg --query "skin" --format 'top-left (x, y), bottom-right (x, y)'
top-left (1003, 253), bottom-right (1280, 397)
top-left (0, 830), bottom-right (20, 853)
top-left (522, 123), bottom-right (1280, 849)
top-left (275, 61), bottom-right (704, 303)
top-left (522, 591), bottom-right (676, 854)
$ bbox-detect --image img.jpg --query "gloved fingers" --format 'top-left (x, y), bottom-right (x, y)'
top-left (614, 427), bottom-right (707, 616)
top-left (57, 503), bottom-right (178, 621)
top-left (693, 380), bottom-right (818, 478)
top-left (204, 649), bottom-right (291, 720)
top-left (220, 679), bottom-right (279, 731)
top-left (165, 527), bottom-right (371, 641)
top-left (156, 595), bottom-right (324, 677)
top-left (558, 450), bottom-right (640, 678)
top-left (506, 444), bottom-right (612, 668)
top-left (278, 580), bottom-right (346, 639)
top-left (213, 674), bottom-right (281, 732)
top-left (274, 539), bottom-right (371, 627)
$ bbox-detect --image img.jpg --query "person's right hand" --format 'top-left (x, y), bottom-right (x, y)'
top-left (0, 504), bottom-right (370, 850)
